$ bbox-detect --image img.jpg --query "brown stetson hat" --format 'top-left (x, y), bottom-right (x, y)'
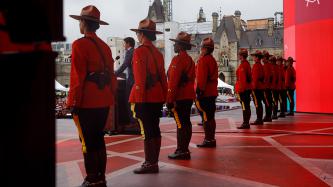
top-left (70, 5), bottom-right (109, 25)
top-left (200, 37), bottom-right (214, 48)
top-left (263, 50), bottom-right (273, 58)
top-left (130, 19), bottom-right (163, 34)
top-left (250, 50), bottom-right (263, 57)
top-left (169, 32), bottom-right (196, 47)
top-left (269, 56), bottom-right (277, 63)
top-left (239, 48), bottom-right (248, 56)
top-left (276, 56), bottom-right (285, 61)
top-left (286, 57), bottom-right (296, 62)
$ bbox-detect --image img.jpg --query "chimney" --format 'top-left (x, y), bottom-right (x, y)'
top-left (234, 10), bottom-right (241, 40)
top-left (268, 17), bottom-right (274, 36)
top-left (212, 12), bottom-right (219, 34)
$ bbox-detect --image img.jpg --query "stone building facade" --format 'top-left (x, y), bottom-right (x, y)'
top-left (147, 0), bottom-right (284, 85)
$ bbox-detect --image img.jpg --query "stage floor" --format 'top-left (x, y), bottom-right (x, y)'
top-left (56, 109), bottom-right (333, 187)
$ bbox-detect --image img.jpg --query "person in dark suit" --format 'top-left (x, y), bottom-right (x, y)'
top-left (115, 37), bottom-right (136, 126)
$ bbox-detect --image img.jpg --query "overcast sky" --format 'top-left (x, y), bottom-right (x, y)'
top-left (64, 0), bottom-right (283, 42)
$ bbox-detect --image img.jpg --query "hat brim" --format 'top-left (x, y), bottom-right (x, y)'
top-left (200, 45), bottom-right (214, 49)
top-left (250, 53), bottom-right (263, 57)
top-left (70, 15), bottom-right (109, 25)
top-left (169, 39), bottom-right (196, 47)
top-left (130, 28), bottom-right (163, 34)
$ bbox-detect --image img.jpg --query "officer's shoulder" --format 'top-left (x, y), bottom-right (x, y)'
top-left (72, 37), bottom-right (90, 46)
top-left (134, 45), bottom-right (147, 53)
top-left (172, 55), bottom-right (181, 61)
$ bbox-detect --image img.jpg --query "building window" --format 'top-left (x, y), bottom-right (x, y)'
top-left (221, 55), bottom-right (229, 67)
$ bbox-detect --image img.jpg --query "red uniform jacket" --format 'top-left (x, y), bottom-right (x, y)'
top-left (195, 54), bottom-right (218, 97)
top-left (285, 66), bottom-right (296, 90)
top-left (278, 64), bottom-right (286, 90)
top-left (235, 60), bottom-right (252, 93)
top-left (67, 32), bottom-right (117, 108)
top-left (263, 62), bottom-right (273, 89)
top-left (271, 64), bottom-right (280, 90)
top-left (167, 51), bottom-right (195, 103)
top-left (251, 62), bottom-right (265, 90)
top-left (129, 40), bottom-right (167, 103)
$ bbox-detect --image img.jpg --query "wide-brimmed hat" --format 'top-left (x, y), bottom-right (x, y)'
top-left (70, 5), bottom-right (109, 25)
top-left (238, 48), bottom-right (248, 56)
top-left (269, 56), bottom-right (277, 63)
top-left (286, 57), bottom-right (296, 62)
top-left (250, 50), bottom-right (263, 58)
top-left (130, 19), bottom-right (163, 34)
top-left (200, 37), bottom-right (214, 48)
top-left (169, 32), bottom-right (196, 47)
top-left (263, 50), bottom-right (273, 58)
top-left (276, 56), bottom-right (285, 61)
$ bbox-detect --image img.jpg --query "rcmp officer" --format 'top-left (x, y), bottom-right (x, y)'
top-left (270, 56), bottom-right (280, 120)
top-left (67, 5), bottom-right (116, 187)
top-left (167, 32), bottom-right (196, 160)
top-left (129, 19), bottom-right (168, 174)
top-left (250, 50), bottom-right (265, 125)
top-left (195, 37), bottom-right (219, 148)
top-left (235, 48), bottom-right (252, 129)
top-left (285, 57), bottom-right (296, 116)
top-left (262, 50), bottom-right (274, 122)
top-left (277, 56), bottom-right (286, 117)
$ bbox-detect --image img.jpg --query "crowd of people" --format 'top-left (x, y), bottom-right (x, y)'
top-left (66, 5), bottom-right (296, 187)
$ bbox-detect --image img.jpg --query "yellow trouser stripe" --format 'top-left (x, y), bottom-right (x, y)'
top-left (237, 94), bottom-right (245, 111)
top-left (172, 108), bottom-right (182, 129)
top-left (252, 91), bottom-right (258, 108)
top-left (131, 103), bottom-right (145, 139)
top-left (195, 99), bottom-right (207, 122)
top-left (264, 92), bottom-right (270, 107)
top-left (73, 115), bottom-right (87, 153)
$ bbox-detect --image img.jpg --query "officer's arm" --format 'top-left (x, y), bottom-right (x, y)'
top-left (132, 49), bottom-right (146, 102)
top-left (196, 58), bottom-right (208, 92)
top-left (166, 57), bottom-right (182, 103)
top-left (107, 49), bottom-right (117, 94)
top-left (67, 41), bottom-right (87, 108)
top-left (252, 65), bottom-right (259, 89)
top-left (159, 54), bottom-right (168, 100)
top-left (239, 66), bottom-right (247, 93)
top-left (285, 69), bottom-right (290, 88)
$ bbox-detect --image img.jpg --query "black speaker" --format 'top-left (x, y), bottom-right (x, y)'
top-left (1, 0), bottom-right (65, 43)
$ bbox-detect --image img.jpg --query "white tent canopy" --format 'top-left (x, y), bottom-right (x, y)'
top-left (217, 79), bottom-right (234, 93)
top-left (55, 80), bottom-right (69, 92)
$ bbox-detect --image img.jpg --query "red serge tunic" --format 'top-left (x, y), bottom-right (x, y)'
top-left (167, 51), bottom-right (195, 103)
top-left (285, 66), bottom-right (296, 90)
top-left (67, 32), bottom-right (117, 108)
top-left (129, 40), bottom-right (167, 103)
top-left (251, 62), bottom-right (265, 90)
top-left (235, 60), bottom-right (252, 93)
top-left (195, 54), bottom-right (218, 97)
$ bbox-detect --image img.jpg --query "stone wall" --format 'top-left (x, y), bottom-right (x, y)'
top-left (56, 63), bottom-right (71, 87)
